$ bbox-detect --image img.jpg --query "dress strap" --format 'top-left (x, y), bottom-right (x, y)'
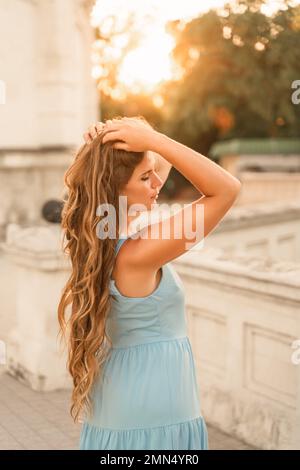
top-left (115, 236), bottom-right (129, 257)
top-left (114, 228), bottom-right (143, 257)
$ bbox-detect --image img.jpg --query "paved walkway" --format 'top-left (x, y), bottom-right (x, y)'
top-left (0, 372), bottom-right (256, 450)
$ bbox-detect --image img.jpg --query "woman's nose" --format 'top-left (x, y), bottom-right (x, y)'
top-left (152, 172), bottom-right (163, 188)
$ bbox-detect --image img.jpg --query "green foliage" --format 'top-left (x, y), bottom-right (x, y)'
top-left (162, 0), bottom-right (300, 148)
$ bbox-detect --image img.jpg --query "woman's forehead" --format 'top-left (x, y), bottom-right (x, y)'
top-left (131, 152), bottom-right (158, 180)
top-left (137, 151), bottom-right (156, 171)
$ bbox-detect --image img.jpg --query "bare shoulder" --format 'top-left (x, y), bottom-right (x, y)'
top-left (112, 237), bottom-right (163, 298)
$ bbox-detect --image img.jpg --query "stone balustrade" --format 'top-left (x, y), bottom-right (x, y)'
top-left (174, 247), bottom-right (300, 450)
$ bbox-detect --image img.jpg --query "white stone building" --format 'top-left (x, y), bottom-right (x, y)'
top-left (0, 0), bottom-right (299, 451)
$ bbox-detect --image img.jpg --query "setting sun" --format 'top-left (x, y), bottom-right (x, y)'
top-left (91, 0), bottom-right (228, 95)
top-left (118, 28), bottom-right (175, 94)
top-left (91, 0), bottom-right (300, 97)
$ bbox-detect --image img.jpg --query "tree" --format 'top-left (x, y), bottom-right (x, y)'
top-left (161, 0), bottom-right (300, 154)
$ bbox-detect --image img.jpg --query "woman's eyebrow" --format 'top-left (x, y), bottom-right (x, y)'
top-left (140, 169), bottom-right (152, 176)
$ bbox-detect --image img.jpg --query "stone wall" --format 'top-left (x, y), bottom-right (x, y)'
top-left (0, 0), bottom-right (98, 237)
top-left (174, 248), bottom-right (300, 450)
top-left (238, 172), bottom-right (300, 206)
top-left (202, 201), bottom-right (300, 263)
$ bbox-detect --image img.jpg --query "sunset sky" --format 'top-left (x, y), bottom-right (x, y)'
top-left (91, 0), bottom-right (299, 96)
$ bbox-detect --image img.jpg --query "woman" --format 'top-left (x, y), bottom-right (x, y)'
top-left (58, 116), bottom-right (241, 450)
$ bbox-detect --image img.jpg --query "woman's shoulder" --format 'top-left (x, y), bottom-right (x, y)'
top-left (111, 237), bottom-right (164, 298)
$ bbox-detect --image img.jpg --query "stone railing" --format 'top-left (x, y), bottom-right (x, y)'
top-left (238, 172), bottom-right (300, 206)
top-left (174, 248), bottom-right (300, 450)
top-left (0, 223), bottom-right (72, 390)
top-left (203, 201), bottom-right (300, 263)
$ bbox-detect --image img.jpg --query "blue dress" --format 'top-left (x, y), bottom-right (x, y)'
top-left (79, 233), bottom-right (209, 450)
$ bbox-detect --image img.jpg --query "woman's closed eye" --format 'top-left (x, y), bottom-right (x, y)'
top-left (141, 176), bottom-right (150, 181)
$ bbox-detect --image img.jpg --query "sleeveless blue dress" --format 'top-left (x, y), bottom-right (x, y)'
top-left (79, 233), bottom-right (209, 450)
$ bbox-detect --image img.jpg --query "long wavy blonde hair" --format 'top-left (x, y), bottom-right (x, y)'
top-left (58, 116), bottom-right (149, 424)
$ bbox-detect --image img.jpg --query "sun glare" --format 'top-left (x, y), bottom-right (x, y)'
top-left (91, 0), bottom-right (300, 96)
top-left (91, 0), bottom-right (228, 95)
top-left (118, 29), bottom-right (175, 93)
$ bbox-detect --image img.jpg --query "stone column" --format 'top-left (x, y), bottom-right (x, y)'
top-left (0, 0), bottom-right (98, 233)
top-left (1, 223), bottom-right (72, 391)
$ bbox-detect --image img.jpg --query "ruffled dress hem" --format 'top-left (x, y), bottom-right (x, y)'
top-left (79, 415), bottom-right (209, 450)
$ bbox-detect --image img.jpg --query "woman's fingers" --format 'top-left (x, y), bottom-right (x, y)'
top-left (83, 119), bottom-right (124, 145)
top-left (112, 142), bottom-right (129, 151)
top-left (88, 124), bottom-right (98, 139)
top-left (83, 132), bottom-right (93, 144)
top-left (96, 122), bottom-right (105, 133)
top-left (83, 122), bottom-right (105, 144)
top-left (102, 129), bottom-right (121, 144)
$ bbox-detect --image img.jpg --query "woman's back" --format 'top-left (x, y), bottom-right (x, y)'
top-left (107, 232), bottom-right (188, 348)
top-left (79, 232), bottom-right (209, 450)
top-left (110, 233), bottom-right (165, 298)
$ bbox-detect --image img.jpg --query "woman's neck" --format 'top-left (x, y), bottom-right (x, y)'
top-left (119, 212), bottom-right (150, 237)
top-left (119, 213), bottom-right (140, 237)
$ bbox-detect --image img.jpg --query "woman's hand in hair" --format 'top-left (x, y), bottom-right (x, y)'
top-left (101, 118), bottom-right (157, 152)
top-left (82, 120), bottom-right (113, 144)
